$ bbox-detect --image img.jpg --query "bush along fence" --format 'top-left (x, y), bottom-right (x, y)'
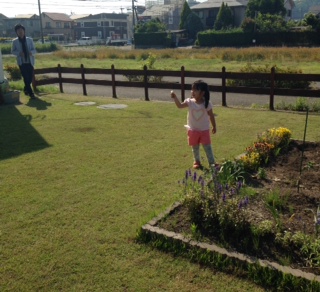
top-left (33, 65), bottom-right (320, 110)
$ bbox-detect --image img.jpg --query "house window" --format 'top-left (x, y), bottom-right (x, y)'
top-left (199, 11), bottom-right (204, 19)
top-left (110, 21), bottom-right (114, 27)
top-left (98, 21), bottom-right (101, 27)
top-left (64, 23), bottom-right (70, 28)
top-left (45, 22), bottom-right (51, 28)
top-left (81, 32), bottom-right (85, 37)
top-left (81, 22), bottom-right (84, 27)
top-left (287, 10), bottom-right (292, 17)
top-left (56, 22), bottom-right (61, 28)
top-left (29, 21), bottom-right (33, 27)
top-left (169, 16), bottom-right (173, 24)
top-left (98, 31), bottom-right (102, 38)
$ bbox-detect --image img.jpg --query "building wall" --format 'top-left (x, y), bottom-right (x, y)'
top-left (41, 14), bottom-right (74, 41)
top-left (74, 14), bottom-right (128, 41)
top-left (4, 16), bottom-right (41, 38)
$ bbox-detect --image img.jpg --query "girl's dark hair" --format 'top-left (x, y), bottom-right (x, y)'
top-left (193, 80), bottom-right (210, 108)
top-left (14, 24), bottom-right (25, 32)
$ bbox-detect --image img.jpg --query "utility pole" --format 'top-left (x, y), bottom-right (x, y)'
top-left (38, 0), bottom-right (44, 43)
top-left (132, 0), bottom-right (135, 43)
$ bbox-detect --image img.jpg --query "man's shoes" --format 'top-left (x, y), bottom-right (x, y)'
top-left (24, 91), bottom-right (29, 96)
top-left (193, 161), bottom-right (202, 169)
top-left (29, 93), bottom-right (36, 99)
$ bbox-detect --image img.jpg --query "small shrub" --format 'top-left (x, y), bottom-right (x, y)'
top-left (227, 63), bottom-right (310, 89)
top-left (4, 64), bottom-right (21, 81)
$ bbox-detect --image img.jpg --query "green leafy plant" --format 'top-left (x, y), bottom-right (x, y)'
top-left (240, 127), bottom-right (292, 172)
top-left (4, 64), bottom-right (21, 81)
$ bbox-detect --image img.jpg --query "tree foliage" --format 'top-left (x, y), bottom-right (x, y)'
top-left (135, 19), bottom-right (166, 33)
top-left (246, 0), bottom-right (286, 18)
top-left (180, 1), bottom-right (192, 29)
top-left (303, 13), bottom-right (320, 30)
top-left (255, 13), bottom-right (288, 32)
top-left (186, 13), bottom-right (204, 39)
top-left (214, 2), bottom-right (233, 30)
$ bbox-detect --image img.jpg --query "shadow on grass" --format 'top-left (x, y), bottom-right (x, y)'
top-left (0, 103), bottom-right (51, 161)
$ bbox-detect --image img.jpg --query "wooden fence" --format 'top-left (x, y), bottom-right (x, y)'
top-left (33, 65), bottom-right (320, 110)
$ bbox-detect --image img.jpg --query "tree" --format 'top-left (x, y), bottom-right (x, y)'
top-left (303, 13), bottom-right (320, 30)
top-left (214, 2), bottom-right (233, 30)
top-left (186, 13), bottom-right (204, 39)
top-left (246, 0), bottom-right (286, 18)
top-left (255, 13), bottom-right (288, 32)
top-left (180, 1), bottom-right (192, 29)
top-left (135, 19), bottom-right (166, 33)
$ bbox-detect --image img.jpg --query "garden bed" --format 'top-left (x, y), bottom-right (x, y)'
top-left (138, 140), bottom-right (320, 290)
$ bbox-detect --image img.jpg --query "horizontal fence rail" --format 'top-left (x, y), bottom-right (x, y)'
top-left (33, 65), bottom-right (320, 110)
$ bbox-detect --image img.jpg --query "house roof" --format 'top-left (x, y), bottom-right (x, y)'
top-left (15, 14), bottom-right (38, 19)
top-left (0, 13), bottom-right (8, 19)
top-left (74, 13), bottom-right (128, 21)
top-left (191, 0), bottom-right (248, 10)
top-left (70, 14), bottom-right (91, 20)
top-left (309, 5), bottom-right (320, 15)
top-left (42, 12), bottom-right (72, 22)
top-left (141, 4), bottom-right (176, 17)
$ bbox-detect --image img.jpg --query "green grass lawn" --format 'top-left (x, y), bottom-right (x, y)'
top-left (1, 93), bottom-right (319, 291)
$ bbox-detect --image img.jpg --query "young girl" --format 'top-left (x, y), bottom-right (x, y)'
top-left (171, 80), bottom-right (216, 169)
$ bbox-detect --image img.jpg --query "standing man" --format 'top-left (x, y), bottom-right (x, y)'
top-left (11, 24), bottom-right (36, 99)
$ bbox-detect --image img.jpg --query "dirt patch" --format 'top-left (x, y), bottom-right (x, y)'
top-left (157, 140), bottom-right (320, 274)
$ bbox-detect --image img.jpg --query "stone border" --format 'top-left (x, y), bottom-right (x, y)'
top-left (142, 202), bottom-right (320, 284)
top-left (97, 104), bottom-right (127, 110)
top-left (74, 101), bottom-right (96, 106)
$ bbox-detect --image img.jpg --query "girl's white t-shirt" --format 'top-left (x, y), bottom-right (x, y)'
top-left (184, 98), bottom-right (212, 131)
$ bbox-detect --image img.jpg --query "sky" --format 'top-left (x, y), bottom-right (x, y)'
top-left (0, 0), bottom-right (147, 17)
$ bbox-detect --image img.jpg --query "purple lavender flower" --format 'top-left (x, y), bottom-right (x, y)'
top-left (238, 200), bottom-right (243, 209)
top-left (193, 172), bottom-right (197, 182)
top-left (222, 193), bottom-right (226, 202)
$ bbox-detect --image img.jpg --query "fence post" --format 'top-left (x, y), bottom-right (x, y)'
top-left (143, 65), bottom-right (149, 101)
top-left (58, 64), bottom-right (63, 93)
top-left (181, 66), bottom-right (185, 102)
top-left (80, 64), bottom-right (87, 96)
top-left (111, 64), bottom-right (117, 98)
top-left (222, 67), bottom-right (227, 107)
top-left (32, 71), bottom-right (36, 93)
top-left (269, 67), bottom-right (275, 111)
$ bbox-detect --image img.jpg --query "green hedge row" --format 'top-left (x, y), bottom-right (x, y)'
top-left (197, 31), bottom-right (320, 47)
top-left (0, 43), bottom-right (59, 55)
top-left (134, 32), bottom-right (172, 48)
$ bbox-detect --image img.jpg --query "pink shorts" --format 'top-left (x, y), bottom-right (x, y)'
top-left (188, 129), bottom-right (211, 146)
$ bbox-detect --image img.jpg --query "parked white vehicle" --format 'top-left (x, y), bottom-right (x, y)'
top-left (106, 37), bottom-right (127, 46)
top-left (77, 37), bottom-right (93, 46)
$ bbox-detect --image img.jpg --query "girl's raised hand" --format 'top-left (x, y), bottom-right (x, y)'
top-left (170, 90), bottom-right (177, 99)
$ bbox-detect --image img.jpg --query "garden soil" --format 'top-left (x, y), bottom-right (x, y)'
top-left (157, 140), bottom-right (320, 275)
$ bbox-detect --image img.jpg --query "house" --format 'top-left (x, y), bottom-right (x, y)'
top-left (0, 13), bottom-right (8, 38)
top-left (41, 13), bottom-right (74, 42)
top-left (308, 5), bottom-right (320, 17)
top-left (284, 0), bottom-right (295, 20)
top-left (191, 0), bottom-right (248, 29)
top-left (191, 0), bottom-right (295, 30)
top-left (73, 13), bottom-right (129, 42)
top-left (4, 14), bottom-right (41, 38)
top-left (139, 0), bottom-right (185, 30)
top-left (139, 4), bottom-right (182, 30)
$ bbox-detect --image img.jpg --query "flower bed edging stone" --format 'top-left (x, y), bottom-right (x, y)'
top-left (139, 202), bottom-right (320, 290)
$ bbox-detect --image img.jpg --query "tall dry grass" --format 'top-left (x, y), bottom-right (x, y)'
top-left (54, 47), bottom-right (320, 62)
